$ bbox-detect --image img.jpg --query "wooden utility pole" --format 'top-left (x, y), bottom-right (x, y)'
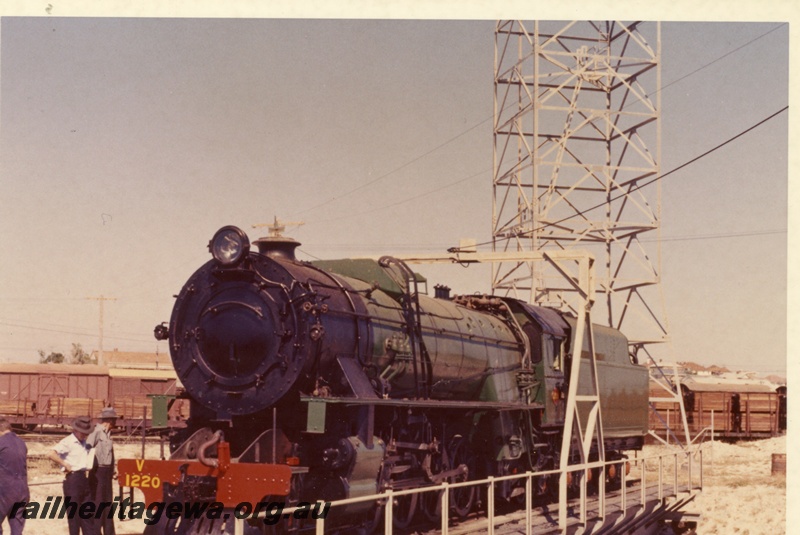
top-left (86, 295), bottom-right (116, 365)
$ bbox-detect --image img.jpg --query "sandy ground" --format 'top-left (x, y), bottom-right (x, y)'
top-left (688, 436), bottom-right (786, 534)
top-left (638, 435), bottom-right (786, 534)
top-left (3, 435), bottom-right (786, 534)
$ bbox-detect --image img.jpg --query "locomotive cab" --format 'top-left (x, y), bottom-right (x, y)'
top-left (503, 300), bottom-right (569, 425)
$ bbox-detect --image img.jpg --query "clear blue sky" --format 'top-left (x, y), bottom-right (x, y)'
top-left (0, 7), bottom-right (793, 376)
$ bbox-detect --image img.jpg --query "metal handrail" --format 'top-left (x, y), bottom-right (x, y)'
top-left (234, 444), bottom-right (704, 535)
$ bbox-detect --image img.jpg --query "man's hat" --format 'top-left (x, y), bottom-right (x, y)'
top-left (72, 416), bottom-right (93, 434)
top-left (98, 407), bottom-right (118, 420)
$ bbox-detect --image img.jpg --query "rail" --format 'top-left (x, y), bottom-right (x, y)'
top-left (234, 445), bottom-right (704, 534)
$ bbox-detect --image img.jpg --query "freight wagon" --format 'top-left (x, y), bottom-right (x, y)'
top-left (0, 362), bottom-right (188, 432)
top-left (650, 375), bottom-right (786, 441)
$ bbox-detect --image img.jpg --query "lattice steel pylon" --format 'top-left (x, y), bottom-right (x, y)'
top-left (491, 21), bottom-right (690, 443)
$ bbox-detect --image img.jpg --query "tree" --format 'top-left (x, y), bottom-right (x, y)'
top-left (38, 349), bottom-right (65, 364)
top-left (70, 343), bottom-right (96, 365)
top-left (37, 343), bottom-right (97, 365)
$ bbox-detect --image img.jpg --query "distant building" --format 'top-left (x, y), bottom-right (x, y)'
top-left (89, 349), bottom-right (170, 370)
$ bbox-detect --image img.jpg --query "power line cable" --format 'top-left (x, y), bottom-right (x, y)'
top-left (619, 23), bottom-right (786, 112)
top-left (649, 228), bottom-right (786, 243)
top-left (468, 105), bottom-right (788, 250)
top-left (294, 22), bottom-right (785, 227)
top-left (0, 317), bottom-right (151, 338)
top-left (0, 321), bottom-right (155, 344)
top-left (294, 120), bottom-right (488, 217)
top-left (651, 23), bottom-right (786, 101)
top-left (311, 166), bottom-right (491, 225)
top-left (297, 227), bottom-right (787, 253)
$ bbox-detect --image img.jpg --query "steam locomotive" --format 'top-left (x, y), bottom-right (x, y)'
top-left (119, 225), bottom-right (649, 533)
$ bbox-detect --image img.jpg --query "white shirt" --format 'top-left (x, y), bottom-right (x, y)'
top-left (53, 433), bottom-right (93, 472)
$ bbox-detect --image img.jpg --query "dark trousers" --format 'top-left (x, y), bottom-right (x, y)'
top-left (63, 471), bottom-right (98, 535)
top-left (0, 480), bottom-right (28, 535)
top-left (89, 466), bottom-right (115, 535)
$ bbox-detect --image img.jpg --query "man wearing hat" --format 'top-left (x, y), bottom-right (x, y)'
top-left (47, 416), bottom-right (97, 535)
top-left (87, 407), bottom-right (117, 535)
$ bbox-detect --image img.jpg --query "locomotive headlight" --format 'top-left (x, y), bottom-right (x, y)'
top-left (209, 226), bottom-right (250, 266)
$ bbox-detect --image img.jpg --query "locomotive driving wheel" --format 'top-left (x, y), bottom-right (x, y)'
top-left (419, 442), bottom-right (445, 522)
top-left (358, 499), bottom-right (385, 535)
top-left (447, 434), bottom-right (476, 518)
top-left (391, 492), bottom-right (418, 529)
top-left (419, 486), bottom-right (444, 522)
top-left (419, 433), bottom-right (474, 522)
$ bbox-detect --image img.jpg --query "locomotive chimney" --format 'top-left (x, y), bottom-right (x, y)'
top-left (434, 284), bottom-right (451, 300)
top-left (251, 216), bottom-right (303, 261)
top-left (253, 236), bottom-right (301, 261)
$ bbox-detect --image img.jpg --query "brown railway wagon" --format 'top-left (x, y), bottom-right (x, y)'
top-left (649, 376), bottom-right (786, 441)
top-left (0, 362), bottom-right (188, 431)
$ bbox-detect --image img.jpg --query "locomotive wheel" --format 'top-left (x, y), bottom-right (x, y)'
top-left (448, 435), bottom-right (476, 518)
top-left (419, 445), bottom-right (444, 522)
top-left (392, 492), bottom-right (418, 529)
top-left (358, 501), bottom-right (385, 535)
top-left (419, 487), bottom-right (444, 522)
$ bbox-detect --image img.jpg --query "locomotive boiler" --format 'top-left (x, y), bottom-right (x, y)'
top-left (120, 225), bottom-right (649, 534)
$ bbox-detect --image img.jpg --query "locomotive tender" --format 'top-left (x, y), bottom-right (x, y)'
top-left (120, 225), bottom-right (649, 533)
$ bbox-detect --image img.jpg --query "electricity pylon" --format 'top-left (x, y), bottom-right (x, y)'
top-left (491, 21), bottom-right (690, 443)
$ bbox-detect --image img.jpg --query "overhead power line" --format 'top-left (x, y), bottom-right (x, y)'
top-left (0, 320), bottom-right (154, 344)
top-left (456, 105), bottom-right (788, 251)
top-left (294, 120), bottom-right (488, 217)
top-left (310, 101), bottom-right (787, 254)
top-left (540, 106), bottom-right (789, 232)
top-left (311, 166), bottom-right (491, 225)
top-left (0, 321), bottom-right (96, 338)
top-left (652, 229), bottom-right (786, 243)
top-left (298, 228), bottom-right (788, 254)
top-left (655, 23), bottom-right (787, 99)
top-left (0, 316), bottom-right (154, 339)
top-left (292, 23), bottom-right (785, 222)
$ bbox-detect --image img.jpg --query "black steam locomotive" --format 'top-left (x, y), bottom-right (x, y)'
top-left (119, 225), bottom-right (649, 533)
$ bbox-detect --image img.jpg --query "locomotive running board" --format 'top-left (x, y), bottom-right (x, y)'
top-left (299, 395), bottom-right (543, 411)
